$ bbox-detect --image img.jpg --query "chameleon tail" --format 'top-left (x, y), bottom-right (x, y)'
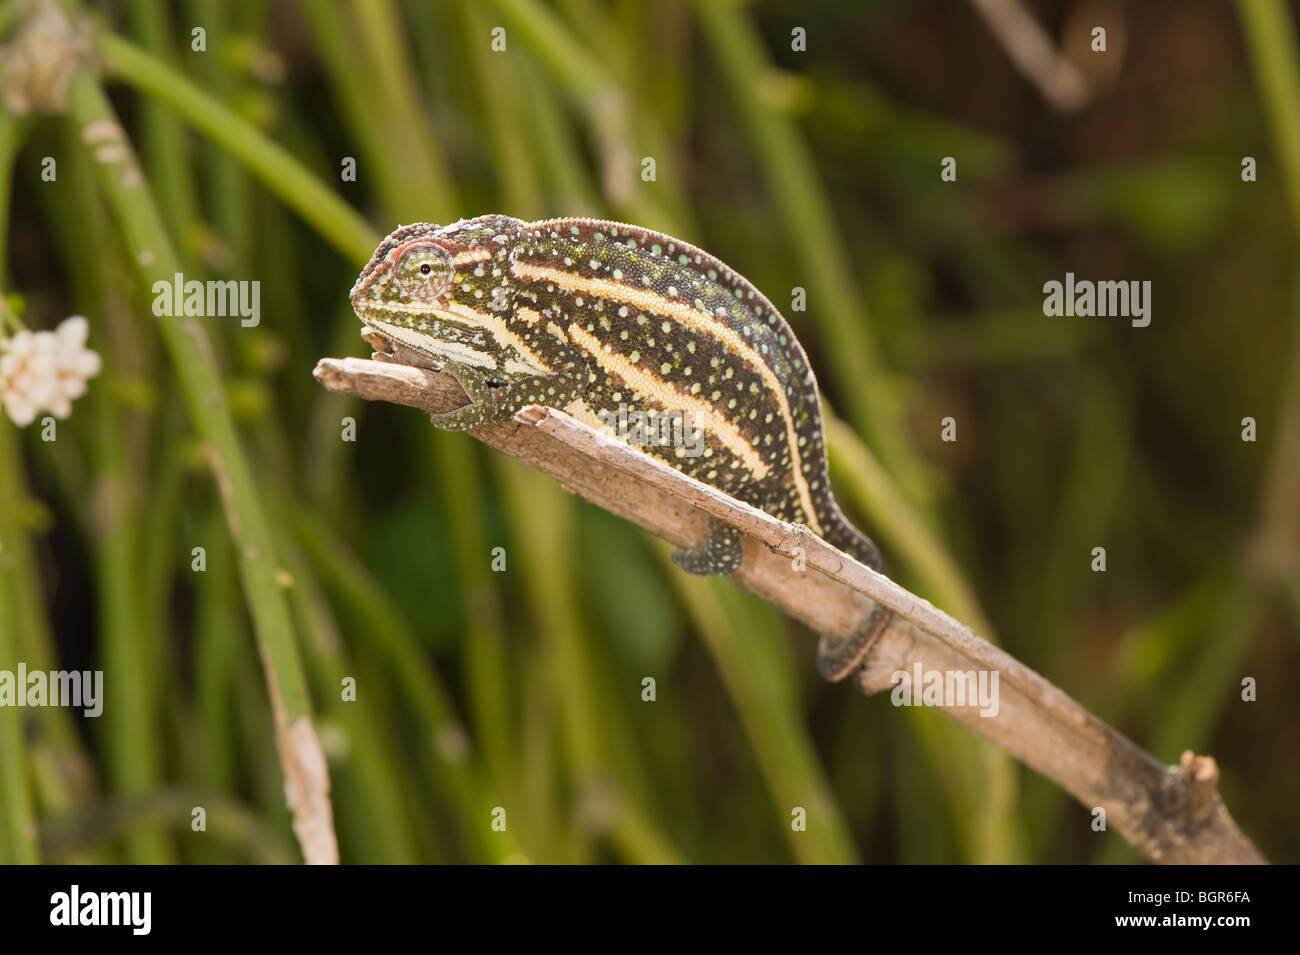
top-left (814, 498), bottom-right (892, 681)
top-left (817, 498), bottom-right (883, 572)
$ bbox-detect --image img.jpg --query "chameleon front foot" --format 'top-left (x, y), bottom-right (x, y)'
top-left (427, 363), bottom-right (586, 432)
top-left (672, 518), bottom-right (743, 577)
top-left (428, 402), bottom-right (493, 431)
top-left (816, 604), bottom-right (893, 682)
top-left (425, 365), bottom-right (497, 431)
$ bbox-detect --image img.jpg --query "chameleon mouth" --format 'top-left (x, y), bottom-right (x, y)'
top-left (362, 314), bottom-right (499, 370)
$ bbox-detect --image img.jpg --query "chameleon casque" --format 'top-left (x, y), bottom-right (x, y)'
top-left (350, 214), bottom-right (892, 681)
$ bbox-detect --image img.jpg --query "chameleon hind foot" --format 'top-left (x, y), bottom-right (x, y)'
top-left (672, 518), bottom-right (744, 577)
top-left (816, 603), bottom-right (893, 682)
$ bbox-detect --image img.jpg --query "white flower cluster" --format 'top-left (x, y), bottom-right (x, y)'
top-left (0, 316), bottom-right (103, 427)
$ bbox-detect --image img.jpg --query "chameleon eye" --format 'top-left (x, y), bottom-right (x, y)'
top-left (393, 242), bottom-right (452, 301)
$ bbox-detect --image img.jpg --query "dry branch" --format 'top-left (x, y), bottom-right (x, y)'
top-left (314, 331), bottom-right (1266, 865)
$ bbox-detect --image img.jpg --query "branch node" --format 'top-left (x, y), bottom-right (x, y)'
top-left (1174, 750), bottom-right (1223, 825)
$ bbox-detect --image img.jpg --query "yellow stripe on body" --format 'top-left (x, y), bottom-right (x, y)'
top-left (513, 259), bottom-right (820, 532)
top-left (568, 323), bottom-right (771, 482)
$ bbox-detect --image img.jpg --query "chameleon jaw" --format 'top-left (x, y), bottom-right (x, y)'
top-left (361, 316), bottom-right (501, 371)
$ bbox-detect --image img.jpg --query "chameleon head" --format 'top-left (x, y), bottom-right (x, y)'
top-left (349, 222), bottom-right (499, 365)
top-left (350, 223), bottom-right (453, 323)
top-left (351, 216), bottom-right (544, 374)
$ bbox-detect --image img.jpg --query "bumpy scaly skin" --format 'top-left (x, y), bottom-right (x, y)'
top-left (351, 214), bottom-right (891, 679)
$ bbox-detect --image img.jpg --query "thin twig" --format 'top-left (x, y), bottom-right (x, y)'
top-left (970, 0), bottom-right (1090, 112)
top-left (315, 331), bottom-right (1267, 865)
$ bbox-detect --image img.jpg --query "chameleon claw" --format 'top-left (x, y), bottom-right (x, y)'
top-left (428, 402), bottom-right (487, 431)
top-left (671, 518), bottom-right (743, 577)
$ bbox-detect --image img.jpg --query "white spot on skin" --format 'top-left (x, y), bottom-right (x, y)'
top-left (507, 238), bottom-right (821, 531)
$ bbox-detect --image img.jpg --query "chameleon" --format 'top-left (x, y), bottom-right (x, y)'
top-left (349, 214), bottom-right (892, 681)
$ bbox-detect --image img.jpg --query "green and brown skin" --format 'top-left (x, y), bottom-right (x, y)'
top-left (350, 214), bottom-right (891, 679)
